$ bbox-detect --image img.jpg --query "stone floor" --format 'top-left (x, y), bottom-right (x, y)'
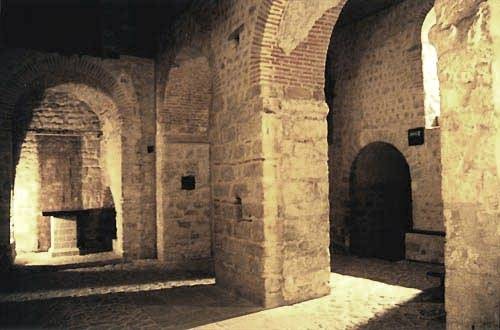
top-left (0, 253), bottom-right (445, 329)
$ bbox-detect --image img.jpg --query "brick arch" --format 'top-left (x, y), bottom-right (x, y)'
top-left (240, 0), bottom-right (444, 306)
top-left (411, 0), bottom-right (437, 42)
top-left (251, 0), bottom-right (348, 98)
top-left (163, 54), bottom-right (212, 134)
top-left (157, 46), bottom-right (214, 109)
top-left (252, 0), bottom-right (436, 99)
top-left (0, 54), bottom-right (134, 120)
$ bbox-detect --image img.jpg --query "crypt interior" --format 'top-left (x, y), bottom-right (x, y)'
top-left (0, 0), bottom-right (498, 329)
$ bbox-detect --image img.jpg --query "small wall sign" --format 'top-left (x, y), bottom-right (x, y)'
top-left (408, 127), bottom-right (425, 146)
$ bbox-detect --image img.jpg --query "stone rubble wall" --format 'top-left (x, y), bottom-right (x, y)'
top-left (0, 4), bottom-right (495, 328)
top-left (158, 143), bottom-right (211, 270)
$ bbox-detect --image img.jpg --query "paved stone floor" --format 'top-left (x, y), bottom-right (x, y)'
top-left (0, 253), bottom-right (445, 329)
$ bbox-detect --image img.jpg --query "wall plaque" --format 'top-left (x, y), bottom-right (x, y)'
top-left (408, 127), bottom-right (425, 146)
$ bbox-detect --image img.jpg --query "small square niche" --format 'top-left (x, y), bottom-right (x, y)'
top-left (181, 175), bottom-right (196, 190)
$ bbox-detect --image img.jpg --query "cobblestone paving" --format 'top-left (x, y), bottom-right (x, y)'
top-left (0, 253), bottom-right (444, 329)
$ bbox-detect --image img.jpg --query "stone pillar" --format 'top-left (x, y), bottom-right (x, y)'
top-left (432, 0), bottom-right (500, 328)
top-left (262, 98), bottom-right (331, 306)
top-left (49, 216), bottom-right (80, 257)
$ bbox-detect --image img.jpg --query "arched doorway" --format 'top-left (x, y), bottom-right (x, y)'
top-left (10, 84), bottom-right (120, 258)
top-left (348, 142), bottom-right (412, 261)
top-left (0, 54), bottom-right (144, 263)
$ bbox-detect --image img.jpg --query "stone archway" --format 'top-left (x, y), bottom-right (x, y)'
top-left (241, 0), bottom-right (437, 306)
top-left (349, 142), bottom-right (412, 261)
top-left (0, 53), bottom-right (143, 263)
top-left (249, 0), bottom-right (499, 326)
top-left (10, 84), bottom-right (121, 256)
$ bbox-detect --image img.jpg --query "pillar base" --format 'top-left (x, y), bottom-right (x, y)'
top-left (49, 215), bottom-right (80, 258)
top-left (48, 247), bottom-right (80, 258)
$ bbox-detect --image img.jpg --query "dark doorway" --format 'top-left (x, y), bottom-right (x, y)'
top-left (348, 142), bottom-right (412, 261)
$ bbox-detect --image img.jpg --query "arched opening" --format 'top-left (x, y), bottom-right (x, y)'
top-left (245, 0), bottom-right (446, 310)
top-left (319, 1), bottom-right (445, 325)
top-left (156, 48), bottom-right (213, 271)
top-left (10, 83), bottom-right (122, 262)
top-left (422, 7), bottom-right (441, 128)
top-left (325, 0), bottom-right (444, 265)
top-left (348, 142), bottom-right (412, 261)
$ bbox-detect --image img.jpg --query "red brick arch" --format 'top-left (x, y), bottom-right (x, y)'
top-left (251, 0), bottom-right (435, 99)
top-left (0, 53), bottom-right (135, 121)
top-left (251, 0), bottom-right (348, 99)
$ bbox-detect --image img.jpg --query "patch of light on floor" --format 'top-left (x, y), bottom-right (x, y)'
top-left (0, 278), bottom-right (215, 303)
top-left (14, 251), bottom-right (122, 266)
top-left (204, 273), bottom-right (423, 329)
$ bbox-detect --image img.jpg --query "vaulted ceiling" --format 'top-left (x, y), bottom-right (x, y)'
top-left (0, 0), bottom-right (195, 58)
top-left (1, 0), bottom-right (408, 57)
top-left (337, 0), bottom-right (407, 26)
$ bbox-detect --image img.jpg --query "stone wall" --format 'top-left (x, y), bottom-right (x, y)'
top-left (156, 46), bottom-right (212, 271)
top-left (100, 56), bottom-right (156, 259)
top-left (156, 0), bottom-right (499, 322)
top-left (157, 143), bottom-right (211, 270)
top-left (157, 0), bottom-right (284, 305)
top-left (326, 0), bottom-right (444, 263)
top-left (0, 3), bottom-right (495, 328)
top-left (432, 0), bottom-right (500, 327)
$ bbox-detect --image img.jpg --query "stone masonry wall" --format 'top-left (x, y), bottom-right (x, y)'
top-left (432, 0), bottom-right (500, 327)
top-left (250, 0), bottom-right (499, 322)
top-left (326, 0), bottom-right (444, 263)
top-left (100, 56), bottom-right (156, 259)
top-left (157, 0), bottom-right (282, 305)
top-left (156, 49), bottom-right (212, 271)
top-left (158, 143), bottom-right (211, 270)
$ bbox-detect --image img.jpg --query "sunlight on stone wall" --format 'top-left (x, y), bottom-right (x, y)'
top-left (11, 136), bottom-right (41, 252)
top-left (422, 8), bottom-right (441, 128)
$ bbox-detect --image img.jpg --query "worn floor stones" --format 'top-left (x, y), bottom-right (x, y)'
top-left (0, 253), bottom-right (444, 329)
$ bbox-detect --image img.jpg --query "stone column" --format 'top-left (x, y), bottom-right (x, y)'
top-left (432, 0), bottom-right (500, 328)
top-left (49, 216), bottom-right (80, 257)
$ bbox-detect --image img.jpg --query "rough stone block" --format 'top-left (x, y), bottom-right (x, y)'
top-left (405, 233), bottom-right (444, 264)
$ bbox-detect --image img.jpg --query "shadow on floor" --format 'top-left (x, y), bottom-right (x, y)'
top-left (0, 283), bottom-right (262, 329)
top-left (0, 263), bottom-right (213, 294)
top-left (331, 252), bottom-right (444, 290)
top-left (357, 289), bottom-right (446, 329)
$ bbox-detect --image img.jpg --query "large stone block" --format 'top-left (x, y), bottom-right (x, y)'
top-left (405, 232), bottom-right (444, 264)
